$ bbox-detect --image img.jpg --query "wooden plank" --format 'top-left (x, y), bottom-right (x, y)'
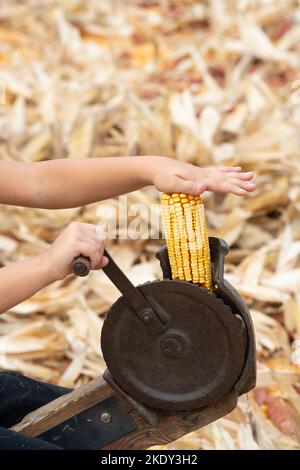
top-left (11, 376), bottom-right (113, 437)
top-left (103, 391), bottom-right (238, 450)
top-left (11, 375), bottom-right (238, 449)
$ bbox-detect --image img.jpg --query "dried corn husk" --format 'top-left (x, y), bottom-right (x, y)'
top-left (0, 0), bottom-right (300, 450)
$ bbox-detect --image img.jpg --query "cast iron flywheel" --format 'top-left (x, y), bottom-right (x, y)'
top-left (101, 279), bottom-right (248, 412)
top-left (72, 238), bottom-right (256, 413)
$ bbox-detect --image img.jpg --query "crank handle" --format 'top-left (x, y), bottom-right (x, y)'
top-left (72, 250), bottom-right (111, 277)
top-left (72, 256), bottom-right (91, 277)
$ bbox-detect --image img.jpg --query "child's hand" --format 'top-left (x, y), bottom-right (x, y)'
top-left (150, 158), bottom-right (255, 196)
top-left (43, 222), bottom-right (108, 280)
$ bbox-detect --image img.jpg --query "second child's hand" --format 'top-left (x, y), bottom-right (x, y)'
top-left (0, 222), bottom-right (107, 314)
top-left (150, 159), bottom-right (256, 196)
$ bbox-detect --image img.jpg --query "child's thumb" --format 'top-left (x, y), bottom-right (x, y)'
top-left (101, 256), bottom-right (109, 268)
top-left (173, 177), bottom-right (206, 196)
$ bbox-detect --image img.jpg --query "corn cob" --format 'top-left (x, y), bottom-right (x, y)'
top-left (161, 193), bottom-right (212, 291)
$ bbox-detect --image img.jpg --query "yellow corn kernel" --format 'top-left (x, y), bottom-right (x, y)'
top-left (161, 192), bottom-right (212, 291)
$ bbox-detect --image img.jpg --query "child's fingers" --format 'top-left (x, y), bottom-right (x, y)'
top-left (218, 183), bottom-right (247, 195)
top-left (218, 166), bottom-right (242, 172)
top-left (75, 241), bottom-right (103, 270)
top-left (204, 169), bottom-right (253, 180)
top-left (94, 255), bottom-right (109, 270)
top-left (72, 224), bottom-right (107, 270)
top-left (204, 166), bottom-right (242, 173)
top-left (223, 171), bottom-right (254, 181)
top-left (72, 222), bottom-right (102, 235)
top-left (76, 225), bottom-right (107, 247)
top-left (77, 223), bottom-right (106, 238)
top-left (204, 179), bottom-right (247, 195)
top-left (78, 236), bottom-right (107, 269)
top-left (79, 231), bottom-right (106, 245)
top-left (100, 256), bottom-right (109, 268)
top-left (77, 222), bottom-right (98, 230)
top-left (168, 175), bottom-right (254, 196)
top-left (227, 178), bottom-right (256, 191)
top-left (78, 235), bottom-right (105, 254)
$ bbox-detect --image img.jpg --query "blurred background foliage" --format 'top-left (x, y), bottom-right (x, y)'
top-left (0, 0), bottom-right (300, 449)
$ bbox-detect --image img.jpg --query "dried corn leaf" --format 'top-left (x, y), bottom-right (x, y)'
top-left (0, 0), bottom-right (300, 451)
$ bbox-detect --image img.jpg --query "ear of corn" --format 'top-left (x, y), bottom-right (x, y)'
top-left (161, 193), bottom-right (212, 291)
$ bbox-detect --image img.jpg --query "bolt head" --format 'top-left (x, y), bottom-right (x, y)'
top-left (160, 333), bottom-right (187, 357)
top-left (142, 310), bottom-right (153, 323)
top-left (100, 412), bottom-right (112, 424)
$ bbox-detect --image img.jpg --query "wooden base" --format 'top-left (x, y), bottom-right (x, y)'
top-left (11, 375), bottom-right (238, 450)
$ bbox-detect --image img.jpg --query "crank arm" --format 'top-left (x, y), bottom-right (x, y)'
top-left (72, 251), bottom-right (166, 335)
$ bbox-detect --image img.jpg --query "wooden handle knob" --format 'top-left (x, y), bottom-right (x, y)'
top-left (72, 256), bottom-right (91, 277)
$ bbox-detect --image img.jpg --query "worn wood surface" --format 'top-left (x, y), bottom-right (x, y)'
top-left (103, 391), bottom-right (238, 450)
top-left (11, 373), bottom-right (238, 449)
top-left (11, 376), bottom-right (113, 437)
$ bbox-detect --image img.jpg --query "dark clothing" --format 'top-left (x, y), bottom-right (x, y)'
top-left (0, 371), bottom-right (70, 449)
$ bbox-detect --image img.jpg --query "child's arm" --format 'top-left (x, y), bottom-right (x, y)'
top-left (0, 222), bottom-right (107, 314)
top-left (0, 157), bottom-right (255, 209)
